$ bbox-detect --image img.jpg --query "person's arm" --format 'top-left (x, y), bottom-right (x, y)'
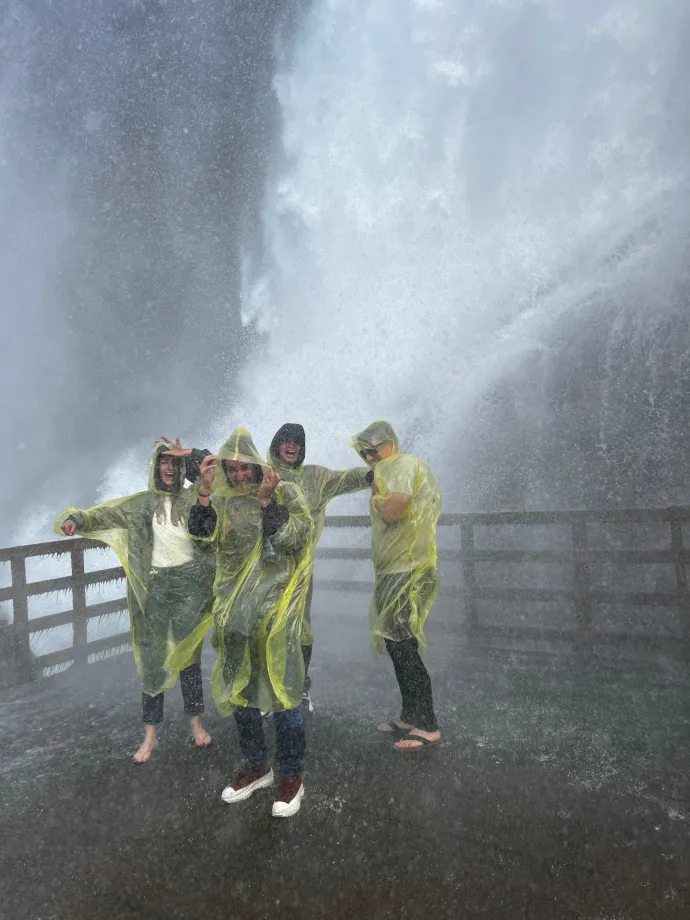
top-left (263, 479), bottom-right (313, 554)
top-left (60, 515), bottom-right (80, 537)
top-left (377, 493), bottom-right (411, 525)
top-left (188, 502), bottom-right (218, 539)
top-left (262, 501), bottom-right (289, 536)
top-left (316, 466), bottom-right (374, 505)
top-left (256, 466), bottom-right (290, 536)
top-left (157, 437), bottom-right (212, 483)
top-left (184, 449), bottom-right (212, 483)
top-left (58, 497), bottom-right (139, 536)
top-left (187, 454), bottom-right (219, 540)
top-left (372, 455), bottom-right (416, 525)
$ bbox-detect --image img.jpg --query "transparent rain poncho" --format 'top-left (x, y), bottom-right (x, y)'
top-left (54, 443), bottom-right (214, 696)
top-left (182, 428), bottom-right (314, 715)
top-left (268, 424), bottom-right (371, 642)
top-left (350, 420), bottom-right (441, 656)
top-left (267, 427), bottom-right (370, 544)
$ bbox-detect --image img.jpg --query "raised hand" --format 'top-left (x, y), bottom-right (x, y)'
top-left (258, 467), bottom-right (281, 507)
top-left (198, 454), bottom-right (218, 491)
top-left (158, 435), bottom-right (192, 458)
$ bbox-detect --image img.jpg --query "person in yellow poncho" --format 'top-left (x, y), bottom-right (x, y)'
top-left (187, 428), bottom-right (313, 818)
top-left (350, 420), bottom-right (442, 752)
top-left (55, 442), bottom-right (215, 763)
top-left (267, 422), bottom-right (373, 712)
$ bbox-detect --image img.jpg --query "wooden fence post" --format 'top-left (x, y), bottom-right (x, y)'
top-left (460, 520), bottom-right (478, 633)
top-left (669, 512), bottom-right (690, 648)
top-left (71, 545), bottom-right (88, 667)
top-left (10, 553), bottom-right (31, 660)
top-left (571, 520), bottom-right (592, 646)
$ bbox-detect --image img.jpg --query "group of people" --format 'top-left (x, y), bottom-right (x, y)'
top-left (56, 420), bottom-right (442, 819)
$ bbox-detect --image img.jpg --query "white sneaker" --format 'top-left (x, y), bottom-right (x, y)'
top-left (302, 689), bottom-right (315, 714)
top-left (221, 766), bottom-right (274, 804)
top-left (271, 778), bottom-right (305, 818)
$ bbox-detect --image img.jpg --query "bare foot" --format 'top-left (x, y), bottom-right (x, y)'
top-left (394, 728), bottom-right (441, 751)
top-left (133, 725), bottom-right (157, 763)
top-left (376, 718), bottom-right (414, 734)
top-left (190, 716), bottom-right (212, 748)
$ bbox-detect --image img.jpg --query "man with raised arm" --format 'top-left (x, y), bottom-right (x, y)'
top-left (267, 423), bottom-right (372, 711)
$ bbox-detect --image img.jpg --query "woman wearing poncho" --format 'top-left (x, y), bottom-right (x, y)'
top-left (350, 420), bottom-right (442, 752)
top-left (267, 422), bottom-right (372, 712)
top-left (56, 443), bottom-right (215, 762)
top-left (187, 428), bottom-right (314, 818)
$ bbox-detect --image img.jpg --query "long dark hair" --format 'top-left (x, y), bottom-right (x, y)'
top-left (154, 455), bottom-right (186, 525)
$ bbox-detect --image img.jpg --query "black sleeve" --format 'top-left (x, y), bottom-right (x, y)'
top-left (188, 501), bottom-right (217, 538)
top-left (185, 448), bottom-right (212, 484)
top-left (366, 470), bottom-right (374, 485)
top-left (262, 501), bottom-right (289, 537)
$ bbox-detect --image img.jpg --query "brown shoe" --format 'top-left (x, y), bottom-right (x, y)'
top-left (221, 764), bottom-right (274, 804)
top-left (272, 777), bottom-right (304, 818)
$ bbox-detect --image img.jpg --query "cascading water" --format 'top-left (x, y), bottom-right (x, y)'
top-left (0, 0), bottom-right (305, 644)
top-left (227, 0), bottom-right (690, 510)
top-left (2, 0), bottom-right (689, 539)
top-left (0, 0), bottom-right (304, 545)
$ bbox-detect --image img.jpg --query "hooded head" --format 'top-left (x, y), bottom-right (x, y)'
top-left (349, 420), bottom-right (400, 467)
top-left (148, 442), bottom-right (186, 494)
top-left (214, 428), bottom-right (267, 496)
top-left (268, 423), bottom-right (306, 469)
top-left (147, 442), bottom-right (187, 525)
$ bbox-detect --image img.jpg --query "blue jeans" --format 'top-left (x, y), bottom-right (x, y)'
top-left (234, 705), bottom-right (305, 779)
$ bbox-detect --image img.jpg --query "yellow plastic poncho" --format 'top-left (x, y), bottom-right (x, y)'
top-left (350, 420), bottom-right (441, 656)
top-left (54, 444), bottom-right (214, 695)
top-left (183, 428), bottom-right (314, 715)
top-left (267, 430), bottom-right (371, 643)
top-left (267, 446), bottom-right (370, 544)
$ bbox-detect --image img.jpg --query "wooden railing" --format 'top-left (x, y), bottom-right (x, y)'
top-left (1, 506), bottom-right (689, 685)
top-left (320, 508), bottom-right (690, 649)
top-left (0, 538), bottom-right (129, 677)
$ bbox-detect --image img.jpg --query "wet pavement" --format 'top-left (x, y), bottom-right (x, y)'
top-left (1, 594), bottom-right (688, 920)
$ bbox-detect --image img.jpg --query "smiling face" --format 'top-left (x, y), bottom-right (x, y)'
top-left (223, 459), bottom-right (260, 492)
top-left (278, 441), bottom-right (301, 467)
top-left (158, 455), bottom-right (178, 488)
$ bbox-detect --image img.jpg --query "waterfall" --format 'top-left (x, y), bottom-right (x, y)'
top-left (227, 0), bottom-right (690, 509)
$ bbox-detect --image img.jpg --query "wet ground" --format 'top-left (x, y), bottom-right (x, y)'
top-left (1, 593), bottom-right (688, 920)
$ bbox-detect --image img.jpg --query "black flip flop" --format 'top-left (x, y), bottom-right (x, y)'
top-left (394, 732), bottom-right (442, 752)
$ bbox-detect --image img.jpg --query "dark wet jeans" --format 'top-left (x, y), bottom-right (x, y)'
top-left (234, 705), bottom-right (305, 779)
top-left (385, 637), bottom-right (438, 732)
top-left (301, 644), bottom-right (313, 692)
top-left (142, 663), bottom-right (204, 725)
top-left (301, 575), bottom-right (314, 691)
